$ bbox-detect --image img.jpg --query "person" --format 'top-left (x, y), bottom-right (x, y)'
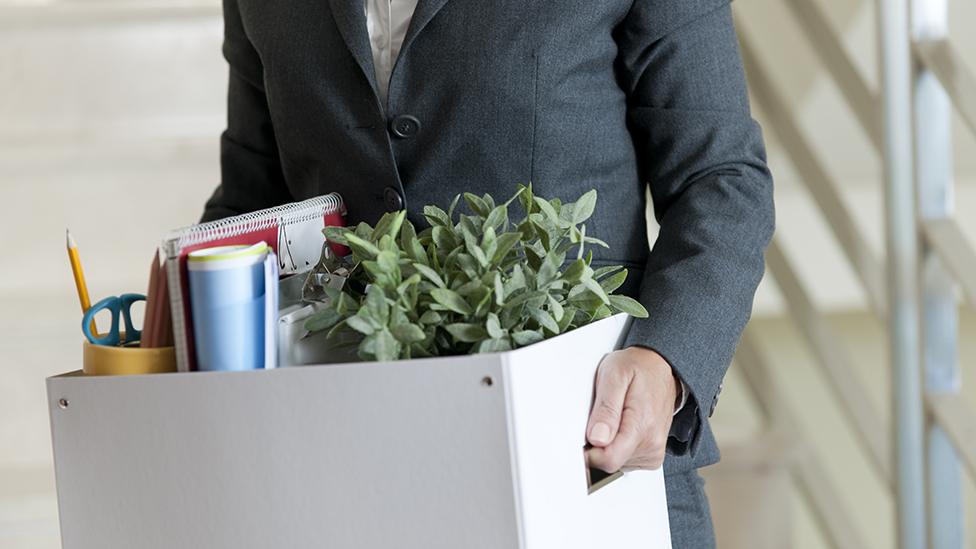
top-left (202, 0), bottom-right (774, 545)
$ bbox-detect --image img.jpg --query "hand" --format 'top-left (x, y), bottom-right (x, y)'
top-left (585, 346), bottom-right (679, 473)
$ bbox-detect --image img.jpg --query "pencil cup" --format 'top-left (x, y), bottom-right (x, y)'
top-left (82, 338), bottom-right (176, 376)
top-left (188, 243), bottom-right (268, 371)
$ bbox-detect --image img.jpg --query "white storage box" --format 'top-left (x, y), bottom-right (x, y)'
top-left (47, 313), bottom-right (671, 548)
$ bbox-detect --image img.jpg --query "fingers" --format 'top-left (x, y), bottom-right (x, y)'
top-left (587, 401), bottom-right (644, 473)
top-left (586, 358), bottom-right (634, 448)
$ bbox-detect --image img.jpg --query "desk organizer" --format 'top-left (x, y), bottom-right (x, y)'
top-left (48, 313), bottom-right (671, 548)
top-left (82, 340), bottom-right (176, 376)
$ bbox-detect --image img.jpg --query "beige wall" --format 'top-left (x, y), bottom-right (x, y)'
top-left (1, 0), bottom-right (975, 547)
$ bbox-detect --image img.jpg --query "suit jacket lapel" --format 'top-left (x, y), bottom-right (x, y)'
top-left (329, 0), bottom-right (379, 96)
top-left (399, 0), bottom-right (451, 56)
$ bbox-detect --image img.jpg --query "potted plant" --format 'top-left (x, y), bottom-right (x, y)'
top-left (304, 184), bottom-right (648, 360)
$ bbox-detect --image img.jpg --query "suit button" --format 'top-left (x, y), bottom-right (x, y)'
top-left (389, 114), bottom-right (421, 139)
top-left (383, 186), bottom-right (404, 212)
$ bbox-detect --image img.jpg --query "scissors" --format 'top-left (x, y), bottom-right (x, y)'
top-left (82, 293), bottom-right (146, 346)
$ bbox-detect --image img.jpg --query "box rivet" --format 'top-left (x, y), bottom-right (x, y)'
top-left (58, 398), bottom-right (69, 409)
top-left (481, 376), bottom-right (493, 387)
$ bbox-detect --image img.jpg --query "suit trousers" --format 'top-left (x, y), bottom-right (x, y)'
top-left (665, 470), bottom-right (716, 548)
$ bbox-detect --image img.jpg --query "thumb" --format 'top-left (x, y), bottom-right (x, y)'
top-left (586, 360), bottom-right (632, 448)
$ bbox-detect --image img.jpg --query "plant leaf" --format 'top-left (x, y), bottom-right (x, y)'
top-left (371, 210), bottom-right (406, 243)
top-left (456, 253), bottom-right (480, 279)
top-left (537, 250), bottom-right (564, 288)
top-left (344, 233), bottom-right (381, 258)
top-left (484, 204), bottom-right (508, 232)
top-left (464, 193), bottom-right (490, 217)
top-left (304, 308), bottom-right (343, 333)
top-left (599, 269), bottom-right (628, 294)
top-left (445, 323), bottom-right (488, 342)
top-left (512, 330), bottom-right (544, 346)
top-left (563, 259), bottom-right (586, 283)
top-left (572, 189), bottom-right (598, 224)
top-left (486, 313), bottom-right (505, 339)
top-left (582, 276), bottom-right (610, 305)
top-left (346, 313), bottom-right (377, 336)
top-left (476, 338), bottom-right (512, 353)
top-left (504, 186), bottom-right (526, 207)
top-left (376, 250), bottom-right (399, 275)
top-left (463, 230), bottom-right (489, 268)
top-left (448, 194), bottom-right (462, 219)
top-left (419, 310), bottom-right (443, 324)
top-left (608, 294), bottom-right (649, 318)
top-left (591, 304), bottom-right (612, 321)
top-left (491, 232), bottom-right (521, 265)
top-left (335, 292), bottom-right (359, 315)
top-left (593, 265), bottom-right (623, 280)
top-left (493, 271), bottom-right (505, 305)
top-left (424, 205), bottom-right (452, 228)
top-left (413, 263), bottom-right (446, 288)
top-left (504, 264), bottom-right (528, 297)
top-left (482, 193), bottom-right (496, 210)
top-left (401, 220), bottom-right (428, 265)
top-left (323, 226), bottom-right (350, 245)
top-left (547, 295), bottom-right (564, 322)
top-left (583, 236), bottom-right (610, 249)
top-left (365, 286), bottom-right (390, 324)
top-left (533, 197), bottom-right (560, 224)
top-left (392, 323), bottom-right (426, 343)
top-left (430, 288), bottom-right (473, 315)
top-left (517, 183), bottom-right (535, 214)
top-left (557, 305), bottom-right (577, 332)
top-left (373, 328), bottom-right (400, 361)
top-left (396, 273), bottom-right (421, 295)
top-left (529, 308), bottom-right (560, 334)
top-left (431, 226), bottom-right (457, 249)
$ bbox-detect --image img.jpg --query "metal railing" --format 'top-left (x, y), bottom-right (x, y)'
top-left (733, 0), bottom-right (976, 547)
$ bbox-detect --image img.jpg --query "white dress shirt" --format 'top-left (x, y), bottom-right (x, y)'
top-left (364, 0), bottom-right (419, 108)
top-left (361, 0), bottom-right (689, 416)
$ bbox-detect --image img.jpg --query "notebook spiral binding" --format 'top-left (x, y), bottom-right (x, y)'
top-left (166, 193), bottom-right (345, 252)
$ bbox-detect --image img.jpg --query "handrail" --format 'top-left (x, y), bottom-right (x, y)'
top-left (921, 218), bottom-right (976, 307)
top-left (913, 6), bottom-right (966, 543)
top-left (736, 333), bottom-right (868, 549)
top-left (738, 32), bottom-right (889, 319)
top-left (926, 393), bottom-right (976, 478)
top-left (914, 39), bottom-right (976, 135)
top-left (783, 0), bottom-right (882, 151)
top-left (764, 240), bottom-right (893, 484)
top-left (736, 1), bottom-right (975, 547)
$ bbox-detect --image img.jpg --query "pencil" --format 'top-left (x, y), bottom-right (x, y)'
top-left (66, 229), bottom-right (98, 336)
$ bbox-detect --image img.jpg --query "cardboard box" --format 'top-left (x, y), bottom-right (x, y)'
top-left (47, 313), bottom-right (671, 548)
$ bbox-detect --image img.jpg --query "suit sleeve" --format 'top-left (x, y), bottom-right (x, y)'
top-left (201, 0), bottom-right (294, 222)
top-left (615, 1), bottom-right (775, 456)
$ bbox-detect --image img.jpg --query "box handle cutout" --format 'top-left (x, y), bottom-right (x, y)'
top-left (584, 445), bottom-right (624, 495)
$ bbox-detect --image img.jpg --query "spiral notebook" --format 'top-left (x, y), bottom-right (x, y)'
top-left (163, 194), bottom-right (347, 372)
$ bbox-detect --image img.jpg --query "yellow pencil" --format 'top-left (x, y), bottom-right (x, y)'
top-left (66, 229), bottom-right (97, 336)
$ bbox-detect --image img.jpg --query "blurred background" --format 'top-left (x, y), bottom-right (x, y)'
top-left (1, 0), bottom-right (975, 547)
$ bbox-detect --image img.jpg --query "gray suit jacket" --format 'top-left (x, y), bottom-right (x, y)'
top-left (203, 0), bottom-right (775, 475)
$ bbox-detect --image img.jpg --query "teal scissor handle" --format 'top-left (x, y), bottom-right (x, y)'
top-left (82, 293), bottom-right (146, 346)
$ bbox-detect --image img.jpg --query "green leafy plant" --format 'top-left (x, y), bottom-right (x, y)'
top-left (304, 184), bottom-right (648, 361)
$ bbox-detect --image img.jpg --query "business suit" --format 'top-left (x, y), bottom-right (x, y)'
top-left (203, 0), bottom-right (775, 544)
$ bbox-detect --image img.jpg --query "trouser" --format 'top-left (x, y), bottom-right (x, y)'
top-left (665, 470), bottom-right (716, 548)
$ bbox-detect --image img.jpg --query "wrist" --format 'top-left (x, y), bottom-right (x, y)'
top-left (623, 345), bottom-right (682, 413)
